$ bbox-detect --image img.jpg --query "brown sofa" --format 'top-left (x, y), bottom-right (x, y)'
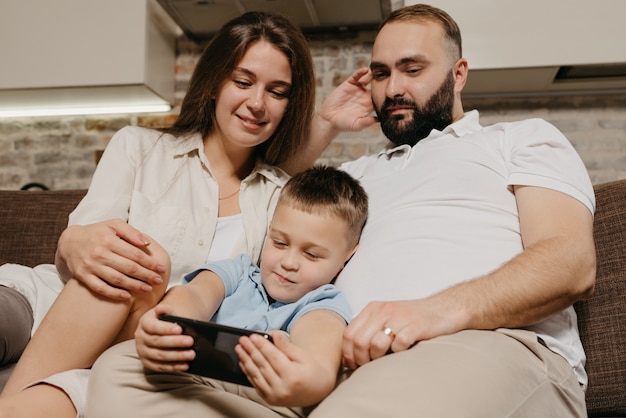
top-left (1, 183), bottom-right (625, 416)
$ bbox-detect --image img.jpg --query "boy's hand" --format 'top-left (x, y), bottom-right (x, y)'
top-left (134, 304), bottom-right (195, 372)
top-left (235, 331), bottom-right (324, 407)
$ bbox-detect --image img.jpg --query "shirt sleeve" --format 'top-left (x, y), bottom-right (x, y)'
top-left (504, 118), bottom-right (595, 214)
top-left (68, 126), bottom-right (139, 226)
top-left (183, 253), bottom-right (257, 298)
top-left (285, 284), bottom-right (353, 332)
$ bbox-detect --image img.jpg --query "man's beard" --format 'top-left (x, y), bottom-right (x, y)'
top-left (375, 71), bottom-right (455, 147)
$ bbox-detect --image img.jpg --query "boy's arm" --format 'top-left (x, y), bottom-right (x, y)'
top-left (236, 309), bottom-right (347, 407)
top-left (161, 270), bottom-right (226, 319)
top-left (135, 270), bottom-right (226, 372)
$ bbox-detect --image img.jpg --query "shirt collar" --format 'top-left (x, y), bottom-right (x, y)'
top-left (170, 131), bottom-right (287, 186)
top-left (376, 109), bottom-right (482, 158)
top-left (446, 109), bottom-right (481, 137)
top-left (171, 132), bottom-right (204, 157)
top-left (248, 160), bottom-right (289, 186)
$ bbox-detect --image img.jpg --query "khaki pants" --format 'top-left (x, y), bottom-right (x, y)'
top-left (311, 329), bottom-right (586, 418)
top-left (84, 340), bottom-right (306, 418)
top-left (85, 329), bottom-right (586, 418)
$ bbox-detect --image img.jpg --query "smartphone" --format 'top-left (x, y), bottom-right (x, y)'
top-left (158, 314), bottom-right (273, 386)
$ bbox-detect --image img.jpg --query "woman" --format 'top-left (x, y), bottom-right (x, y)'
top-left (0, 11), bottom-right (338, 418)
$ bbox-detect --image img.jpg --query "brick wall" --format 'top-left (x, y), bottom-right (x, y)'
top-left (0, 34), bottom-right (624, 190)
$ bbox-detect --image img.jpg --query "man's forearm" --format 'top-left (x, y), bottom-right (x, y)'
top-left (279, 112), bottom-right (339, 175)
top-left (434, 235), bottom-right (596, 332)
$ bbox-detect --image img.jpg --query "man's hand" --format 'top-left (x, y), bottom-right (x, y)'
top-left (342, 298), bottom-right (462, 369)
top-left (55, 219), bottom-right (167, 300)
top-left (317, 67), bottom-right (378, 134)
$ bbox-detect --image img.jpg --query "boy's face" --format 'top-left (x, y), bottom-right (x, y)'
top-left (260, 203), bottom-right (357, 304)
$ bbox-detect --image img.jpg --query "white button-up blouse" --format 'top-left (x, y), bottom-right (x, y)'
top-left (69, 126), bottom-right (289, 286)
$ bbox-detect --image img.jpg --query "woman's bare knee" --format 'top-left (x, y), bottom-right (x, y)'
top-left (143, 235), bottom-right (172, 286)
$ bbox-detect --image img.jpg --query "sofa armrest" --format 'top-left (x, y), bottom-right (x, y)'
top-left (575, 179), bottom-right (626, 417)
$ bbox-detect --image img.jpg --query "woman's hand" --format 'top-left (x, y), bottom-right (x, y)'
top-left (134, 304), bottom-right (195, 372)
top-left (55, 219), bottom-right (167, 300)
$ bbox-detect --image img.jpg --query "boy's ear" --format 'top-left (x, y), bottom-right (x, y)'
top-left (344, 244), bottom-right (359, 265)
top-left (331, 244), bottom-right (359, 284)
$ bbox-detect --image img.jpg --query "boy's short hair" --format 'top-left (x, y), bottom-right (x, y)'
top-left (278, 165), bottom-right (368, 247)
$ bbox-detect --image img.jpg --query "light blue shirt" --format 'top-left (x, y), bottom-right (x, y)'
top-left (184, 253), bottom-right (352, 333)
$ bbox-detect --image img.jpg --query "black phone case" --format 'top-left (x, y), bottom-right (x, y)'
top-left (159, 314), bottom-right (273, 386)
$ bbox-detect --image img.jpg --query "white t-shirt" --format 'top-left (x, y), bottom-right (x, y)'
top-left (339, 110), bottom-right (595, 387)
top-left (206, 214), bottom-right (245, 263)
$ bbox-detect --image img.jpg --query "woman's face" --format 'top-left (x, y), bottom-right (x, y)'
top-left (213, 40), bottom-right (292, 151)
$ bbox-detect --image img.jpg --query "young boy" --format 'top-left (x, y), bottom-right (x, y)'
top-left (85, 165), bottom-right (368, 417)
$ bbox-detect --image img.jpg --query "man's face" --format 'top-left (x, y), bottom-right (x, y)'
top-left (374, 71), bottom-right (454, 146)
top-left (370, 20), bottom-right (458, 146)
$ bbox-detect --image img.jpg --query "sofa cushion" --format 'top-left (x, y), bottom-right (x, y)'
top-left (0, 190), bottom-right (86, 267)
top-left (575, 180), bottom-right (626, 416)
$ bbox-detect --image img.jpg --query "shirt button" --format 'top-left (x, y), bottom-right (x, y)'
top-left (197, 239), bottom-right (204, 246)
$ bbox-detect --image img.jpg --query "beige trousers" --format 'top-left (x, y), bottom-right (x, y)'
top-left (85, 329), bottom-right (586, 418)
top-left (84, 339), bottom-right (306, 418)
top-left (311, 329), bottom-right (586, 418)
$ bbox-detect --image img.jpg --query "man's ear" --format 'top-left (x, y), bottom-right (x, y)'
top-left (453, 57), bottom-right (469, 94)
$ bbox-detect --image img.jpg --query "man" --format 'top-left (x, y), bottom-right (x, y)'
top-left (310, 3), bottom-right (594, 417)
